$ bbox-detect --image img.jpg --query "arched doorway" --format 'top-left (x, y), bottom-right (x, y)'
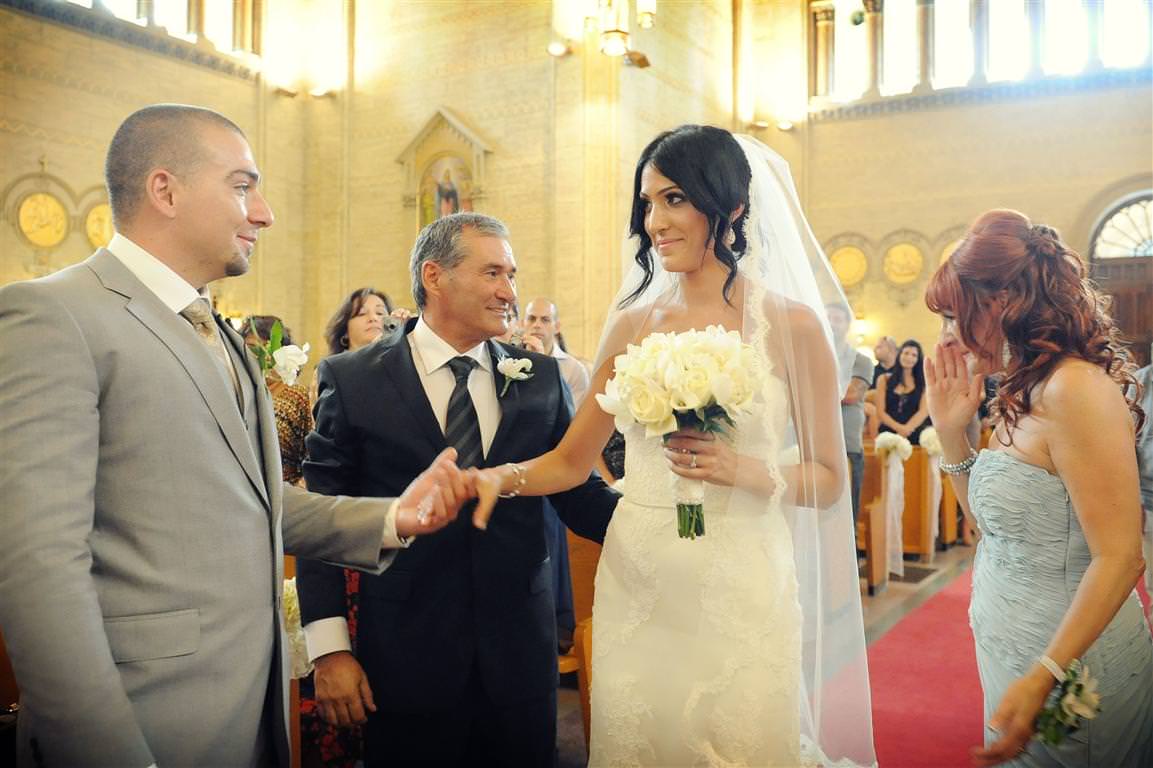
top-left (1089, 193), bottom-right (1153, 368)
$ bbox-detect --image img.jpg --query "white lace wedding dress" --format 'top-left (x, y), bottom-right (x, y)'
top-left (589, 374), bottom-right (804, 767)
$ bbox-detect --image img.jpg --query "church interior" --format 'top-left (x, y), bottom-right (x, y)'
top-left (1, 1), bottom-right (1151, 765)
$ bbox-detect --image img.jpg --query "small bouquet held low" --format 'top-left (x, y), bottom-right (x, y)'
top-left (596, 326), bottom-right (761, 539)
top-left (251, 319), bottom-right (310, 386)
top-left (1035, 658), bottom-right (1101, 746)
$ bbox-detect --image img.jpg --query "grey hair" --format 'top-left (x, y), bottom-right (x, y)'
top-left (409, 212), bottom-right (510, 308)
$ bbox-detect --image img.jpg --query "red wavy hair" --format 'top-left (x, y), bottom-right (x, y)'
top-left (925, 209), bottom-right (1143, 438)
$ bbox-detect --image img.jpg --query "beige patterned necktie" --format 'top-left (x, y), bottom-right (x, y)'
top-left (180, 298), bottom-right (242, 407)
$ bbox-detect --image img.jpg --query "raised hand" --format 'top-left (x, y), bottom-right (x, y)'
top-left (395, 447), bottom-right (472, 538)
top-left (925, 343), bottom-right (984, 437)
top-left (312, 650), bottom-right (376, 727)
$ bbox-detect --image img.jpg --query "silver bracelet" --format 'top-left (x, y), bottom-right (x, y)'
top-left (497, 462), bottom-right (527, 499)
top-left (940, 448), bottom-right (979, 476)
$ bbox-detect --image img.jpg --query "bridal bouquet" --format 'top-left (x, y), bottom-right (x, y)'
top-left (282, 577), bottom-right (313, 680)
top-left (596, 326), bottom-right (761, 539)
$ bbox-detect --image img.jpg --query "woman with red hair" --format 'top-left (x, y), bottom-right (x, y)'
top-left (924, 209), bottom-right (1151, 767)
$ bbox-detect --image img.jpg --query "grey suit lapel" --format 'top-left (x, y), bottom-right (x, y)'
top-left (221, 319), bottom-right (282, 511)
top-left (87, 250), bottom-right (272, 511)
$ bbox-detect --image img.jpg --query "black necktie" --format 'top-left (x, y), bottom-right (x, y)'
top-left (445, 356), bottom-right (483, 469)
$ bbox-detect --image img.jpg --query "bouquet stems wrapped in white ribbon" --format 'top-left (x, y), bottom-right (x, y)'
top-left (596, 326), bottom-right (761, 539)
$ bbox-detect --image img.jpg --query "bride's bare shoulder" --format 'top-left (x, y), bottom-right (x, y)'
top-left (760, 294), bottom-right (825, 341)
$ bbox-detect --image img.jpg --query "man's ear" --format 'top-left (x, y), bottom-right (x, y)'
top-left (422, 261), bottom-right (443, 300)
top-left (145, 169), bottom-right (179, 220)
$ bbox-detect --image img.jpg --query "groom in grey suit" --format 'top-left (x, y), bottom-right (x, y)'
top-left (0, 105), bottom-right (469, 768)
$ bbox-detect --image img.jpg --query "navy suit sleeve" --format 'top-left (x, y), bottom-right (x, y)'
top-left (544, 361), bottom-right (618, 544)
top-left (298, 358), bottom-right (358, 625)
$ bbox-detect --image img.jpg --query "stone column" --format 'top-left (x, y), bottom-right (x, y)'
top-left (187, 0), bottom-right (205, 42)
top-left (915, 0), bottom-right (935, 93)
top-left (1026, 0), bottom-right (1045, 78)
top-left (1083, 0), bottom-right (1103, 71)
top-left (864, 0), bottom-right (884, 98)
top-left (812, 1), bottom-right (836, 98)
top-left (969, 0), bottom-right (988, 86)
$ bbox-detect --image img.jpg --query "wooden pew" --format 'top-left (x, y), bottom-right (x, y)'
top-left (940, 472), bottom-right (959, 547)
top-left (564, 529), bottom-right (603, 749)
top-left (860, 446), bottom-right (888, 595)
top-left (901, 447), bottom-right (937, 562)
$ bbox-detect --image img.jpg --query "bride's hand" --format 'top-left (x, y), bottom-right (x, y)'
top-left (663, 429), bottom-right (737, 487)
top-left (925, 343), bottom-right (984, 436)
top-left (470, 467), bottom-right (506, 530)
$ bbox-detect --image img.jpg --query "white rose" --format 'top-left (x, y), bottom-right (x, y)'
top-left (1060, 678), bottom-right (1100, 720)
top-left (595, 377), bottom-right (639, 432)
top-left (497, 357), bottom-right (533, 380)
top-left (272, 343), bottom-right (310, 386)
top-left (711, 364), bottom-right (755, 417)
top-left (666, 352), bottom-right (719, 411)
top-left (623, 378), bottom-right (677, 437)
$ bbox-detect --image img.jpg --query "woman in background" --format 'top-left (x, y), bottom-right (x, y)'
top-left (877, 338), bottom-right (931, 444)
top-left (925, 209), bottom-right (1151, 766)
top-left (323, 287), bottom-right (396, 356)
top-left (240, 315), bottom-right (311, 486)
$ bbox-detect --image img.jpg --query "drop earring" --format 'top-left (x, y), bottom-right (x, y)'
top-left (1001, 340), bottom-right (1011, 368)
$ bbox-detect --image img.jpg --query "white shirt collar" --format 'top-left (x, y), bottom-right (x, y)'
top-left (551, 344), bottom-right (569, 360)
top-left (106, 233), bottom-right (205, 313)
top-left (411, 316), bottom-right (492, 375)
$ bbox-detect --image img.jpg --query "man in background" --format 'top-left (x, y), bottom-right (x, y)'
top-left (524, 296), bottom-right (591, 406)
top-left (872, 334), bottom-right (898, 387)
top-left (828, 304), bottom-right (873, 525)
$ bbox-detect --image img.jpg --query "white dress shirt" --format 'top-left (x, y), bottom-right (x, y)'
top-left (553, 345), bottom-right (590, 407)
top-left (304, 317), bottom-right (502, 661)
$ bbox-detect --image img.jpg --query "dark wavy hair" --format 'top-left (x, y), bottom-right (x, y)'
top-left (324, 287), bottom-right (392, 356)
top-left (622, 125), bottom-right (751, 307)
top-left (239, 314), bottom-right (293, 347)
top-left (925, 209), bottom-right (1143, 438)
top-left (894, 339), bottom-right (926, 395)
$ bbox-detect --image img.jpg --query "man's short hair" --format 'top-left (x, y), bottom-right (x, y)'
top-left (105, 104), bottom-right (245, 229)
top-left (409, 213), bottom-right (510, 308)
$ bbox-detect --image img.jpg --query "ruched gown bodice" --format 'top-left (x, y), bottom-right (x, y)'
top-left (968, 450), bottom-right (1152, 767)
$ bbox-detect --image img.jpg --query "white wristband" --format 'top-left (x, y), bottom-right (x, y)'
top-left (1038, 654), bottom-right (1066, 683)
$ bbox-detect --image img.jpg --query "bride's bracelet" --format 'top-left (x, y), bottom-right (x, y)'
top-left (940, 448), bottom-right (979, 476)
top-left (498, 462), bottom-right (528, 499)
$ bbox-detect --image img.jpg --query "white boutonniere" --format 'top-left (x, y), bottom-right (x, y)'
top-left (497, 356), bottom-right (534, 397)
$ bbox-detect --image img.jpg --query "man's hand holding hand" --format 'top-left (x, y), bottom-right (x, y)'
top-left (395, 447), bottom-right (476, 538)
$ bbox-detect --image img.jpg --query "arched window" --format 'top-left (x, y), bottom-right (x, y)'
top-left (1091, 194), bottom-right (1153, 260)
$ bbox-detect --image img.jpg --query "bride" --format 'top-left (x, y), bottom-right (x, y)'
top-left (476, 125), bottom-right (875, 767)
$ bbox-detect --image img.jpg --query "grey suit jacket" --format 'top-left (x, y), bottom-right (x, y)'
top-left (0, 250), bottom-right (396, 767)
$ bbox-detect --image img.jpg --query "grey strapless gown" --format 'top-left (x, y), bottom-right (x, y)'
top-left (969, 450), bottom-right (1153, 767)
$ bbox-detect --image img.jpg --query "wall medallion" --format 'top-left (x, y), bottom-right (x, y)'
top-left (17, 192), bottom-right (69, 248)
top-left (882, 242), bottom-right (924, 285)
top-left (85, 202), bottom-right (114, 249)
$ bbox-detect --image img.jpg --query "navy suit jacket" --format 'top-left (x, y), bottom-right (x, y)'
top-left (296, 321), bottom-right (617, 711)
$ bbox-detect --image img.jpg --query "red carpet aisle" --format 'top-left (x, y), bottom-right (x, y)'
top-left (868, 569), bottom-right (983, 767)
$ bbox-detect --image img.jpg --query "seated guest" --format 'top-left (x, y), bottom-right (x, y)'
top-left (872, 335), bottom-right (898, 387)
top-left (877, 339), bottom-right (931, 445)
